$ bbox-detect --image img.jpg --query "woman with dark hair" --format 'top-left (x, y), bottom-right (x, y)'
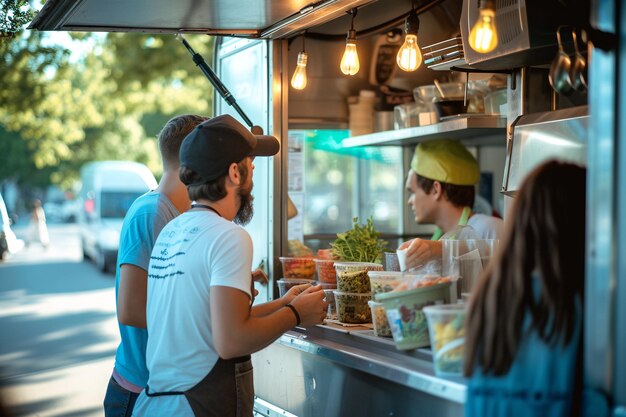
top-left (464, 160), bottom-right (586, 417)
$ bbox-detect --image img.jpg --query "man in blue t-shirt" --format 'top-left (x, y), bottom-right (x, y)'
top-left (103, 114), bottom-right (207, 417)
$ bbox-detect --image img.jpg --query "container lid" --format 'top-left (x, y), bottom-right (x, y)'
top-left (279, 256), bottom-right (314, 261)
top-left (367, 271), bottom-right (406, 278)
top-left (422, 303), bottom-right (467, 314)
top-left (334, 262), bottom-right (383, 268)
top-left (375, 281), bottom-right (451, 301)
top-left (368, 299), bottom-right (383, 307)
top-left (333, 290), bottom-right (373, 297)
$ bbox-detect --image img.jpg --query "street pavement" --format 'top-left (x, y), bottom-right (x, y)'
top-left (0, 223), bottom-right (119, 417)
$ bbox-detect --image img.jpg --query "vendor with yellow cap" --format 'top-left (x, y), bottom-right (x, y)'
top-left (398, 139), bottom-right (503, 270)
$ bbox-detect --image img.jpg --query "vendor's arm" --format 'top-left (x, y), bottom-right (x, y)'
top-left (117, 264), bottom-right (147, 328)
top-left (211, 285), bottom-right (328, 359)
top-left (399, 238), bottom-right (443, 271)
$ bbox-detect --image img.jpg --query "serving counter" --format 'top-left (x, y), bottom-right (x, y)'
top-left (252, 324), bottom-right (466, 417)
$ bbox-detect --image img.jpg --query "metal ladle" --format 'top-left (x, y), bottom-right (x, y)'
top-left (549, 27), bottom-right (573, 95)
top-left (569, 29), bottom-right (588, 92)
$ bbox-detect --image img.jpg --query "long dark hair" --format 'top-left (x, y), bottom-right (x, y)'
top-left (464, 160), bottom-right (586, 376)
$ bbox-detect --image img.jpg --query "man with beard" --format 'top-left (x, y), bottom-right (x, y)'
top-left (132, 115), bottom-right (328, 417)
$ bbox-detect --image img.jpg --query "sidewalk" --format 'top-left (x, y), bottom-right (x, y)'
top-left (3, 358), bottom-right (113, 417)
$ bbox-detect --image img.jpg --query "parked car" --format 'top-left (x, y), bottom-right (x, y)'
top-left (78, 161), bottom-right (157, 273)
top-left (0, 192), bottom-right (22, 260)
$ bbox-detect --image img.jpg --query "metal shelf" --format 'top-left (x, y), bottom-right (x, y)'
top-left (342, 114), bottom-right (507, 148)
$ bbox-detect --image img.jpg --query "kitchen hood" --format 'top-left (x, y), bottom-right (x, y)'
top-left (502, 105), bottom-right (588, 196)
top-left (460, 0), bottom-right (590, 70)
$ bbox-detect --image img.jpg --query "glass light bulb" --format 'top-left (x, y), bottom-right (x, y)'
top-left (468, 8), bottom-right (498, 53)
top-left (340, 40), bottom-right (360, 75)
top-left (291, 51), bottom-right (308, 90)
top-left (396, 34), bottom-right (422, 71)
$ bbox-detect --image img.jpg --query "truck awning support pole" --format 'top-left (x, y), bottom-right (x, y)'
top-left (176, 34), bottom-right (256, 129)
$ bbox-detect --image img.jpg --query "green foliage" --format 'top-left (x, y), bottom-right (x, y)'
top-left (0, 0), bottom-right (34, 39)
top-left (330, 217), bottom-right (388, 263)
top-left (0, 31), bottom-right (214, 190)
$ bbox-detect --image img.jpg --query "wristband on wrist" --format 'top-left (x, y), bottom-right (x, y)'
top-left (285, 303), bottom-right (301, 326)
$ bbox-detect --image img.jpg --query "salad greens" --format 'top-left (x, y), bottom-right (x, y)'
top-left (330, 217), bottom-right (388, 263)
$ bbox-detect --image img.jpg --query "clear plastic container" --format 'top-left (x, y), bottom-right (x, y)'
top-left (334, 262), bottom-right (383, 293)
top-left (314, 259), bottom-right (336, 284)
top-left (324, 289), bottom-right (337, 319)
top-left (279, 256), bottom-right (316, 279)
top-left (423, 304), bottom-right (467, 377)
top-left (334, 291), bottom-right (372, 323)
top-left (368, 300), bottom-right (392, 337)
top-left (377, 282), bottom-right (451, 350)
top-left (413, 82), bottom-right (465, 102)
top-left (383, 251), bottom-right (400, 271)
top-left (276, 278), bottom-right (315, 297)
top-left (367, 271), bottom-right (405, 296)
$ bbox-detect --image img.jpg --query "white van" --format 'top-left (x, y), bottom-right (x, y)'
top-left (78, 161), bottom-right (157, 273)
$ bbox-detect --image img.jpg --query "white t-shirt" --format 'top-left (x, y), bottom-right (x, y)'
top-left (132, 210), bottom-right (253, 417)
top-left (467, 213), bottom-right (504, 240)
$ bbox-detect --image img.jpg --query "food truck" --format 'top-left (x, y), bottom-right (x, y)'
top-left (29, 0), bottom-right (623, 415)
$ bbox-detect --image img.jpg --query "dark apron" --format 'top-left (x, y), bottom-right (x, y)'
top-left (145, 355), bottom-right (254, 417)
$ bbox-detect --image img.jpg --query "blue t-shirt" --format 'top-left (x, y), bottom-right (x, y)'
top-left (466, 282), bottom-right (582, 417)
top-left (113, 191), bottom-right (179, 387)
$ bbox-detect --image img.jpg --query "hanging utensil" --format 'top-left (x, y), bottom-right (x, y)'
top-left (548, 26), bottom-right (573, 95)
top-left (569, 28), bottom-right (588, 92)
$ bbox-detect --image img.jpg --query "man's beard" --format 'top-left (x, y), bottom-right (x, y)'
top-left (234, 182), bottom-right (254, 226)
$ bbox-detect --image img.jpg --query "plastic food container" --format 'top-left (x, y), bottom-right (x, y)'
top-left (277, 278), bottom-right (315, 297)
top-left (324, 289), bottom-right (337, 319)
top-left (423, 304), bottom-right (467, 377)
top-left (279, 256), bottom-right (316, 279)
top-left (377, 282), bottom-right (451, 350)
top-left (367, 271), bottom-right (405, 296)
top-left (368, 300), bottom-right (391, 337)
top-left (334, 291), bottom-right (372, 323)
top-left (314, 259), bottom-right (337, 283)
top-left (335, 262), bottom-right (383, 293)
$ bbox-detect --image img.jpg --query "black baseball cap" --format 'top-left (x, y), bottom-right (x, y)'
top-left (180, 114), bottom-right (280, 185)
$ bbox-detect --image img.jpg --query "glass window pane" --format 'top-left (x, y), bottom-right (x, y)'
top-left (290, 130), bottom-right (403, 242)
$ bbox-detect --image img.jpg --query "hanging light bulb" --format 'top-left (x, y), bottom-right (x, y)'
top-left (291, 34), bottom-right (308, 90)
top-left (468, 0), bottom-right (498, 53)
top-left (396, 8), bottom-right (422, 72)
top-left (340, 9), bottom-right (360, 75)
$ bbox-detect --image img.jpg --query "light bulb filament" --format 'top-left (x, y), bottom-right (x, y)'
top-left (469, 6), bottom-right (498, 53)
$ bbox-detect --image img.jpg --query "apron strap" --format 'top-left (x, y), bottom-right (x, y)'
top-left (430, 206), bottom-right (472, 241)
top-left (145, 385), bottom-right (185, 397)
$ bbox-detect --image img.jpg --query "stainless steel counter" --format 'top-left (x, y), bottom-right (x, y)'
top-left (252, 324), bottom-right (466, 417)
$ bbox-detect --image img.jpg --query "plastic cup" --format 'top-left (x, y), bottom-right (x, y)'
top-left (423, 303), bottom-right (467, 377)
top-left (334, 262), bottom-right (383, 293)
top-left (279, 256), bottom-right (316, 279)
top-left (314, 259), bottom-right (336, 283)
top-left (368, 300), bottom-right (391, 337)
top-left (396, 248), bottom-right (408, 272)
top-left (377, 283), bottom-right (451, 350)
top-left (333, 291), bottom-right (372, 323)
top-left (367, 271), bottom-right (405, 296)
top-left (383, 252), bottom-right (400, 271)
top-left (277, 278), bottom-right (315, 297)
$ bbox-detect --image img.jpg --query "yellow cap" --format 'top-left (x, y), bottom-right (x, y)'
top-left (410, 139), bottom-right (479, 186)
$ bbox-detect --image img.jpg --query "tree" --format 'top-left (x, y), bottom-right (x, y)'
top-left (1, 24), bottom-right (214, 190)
